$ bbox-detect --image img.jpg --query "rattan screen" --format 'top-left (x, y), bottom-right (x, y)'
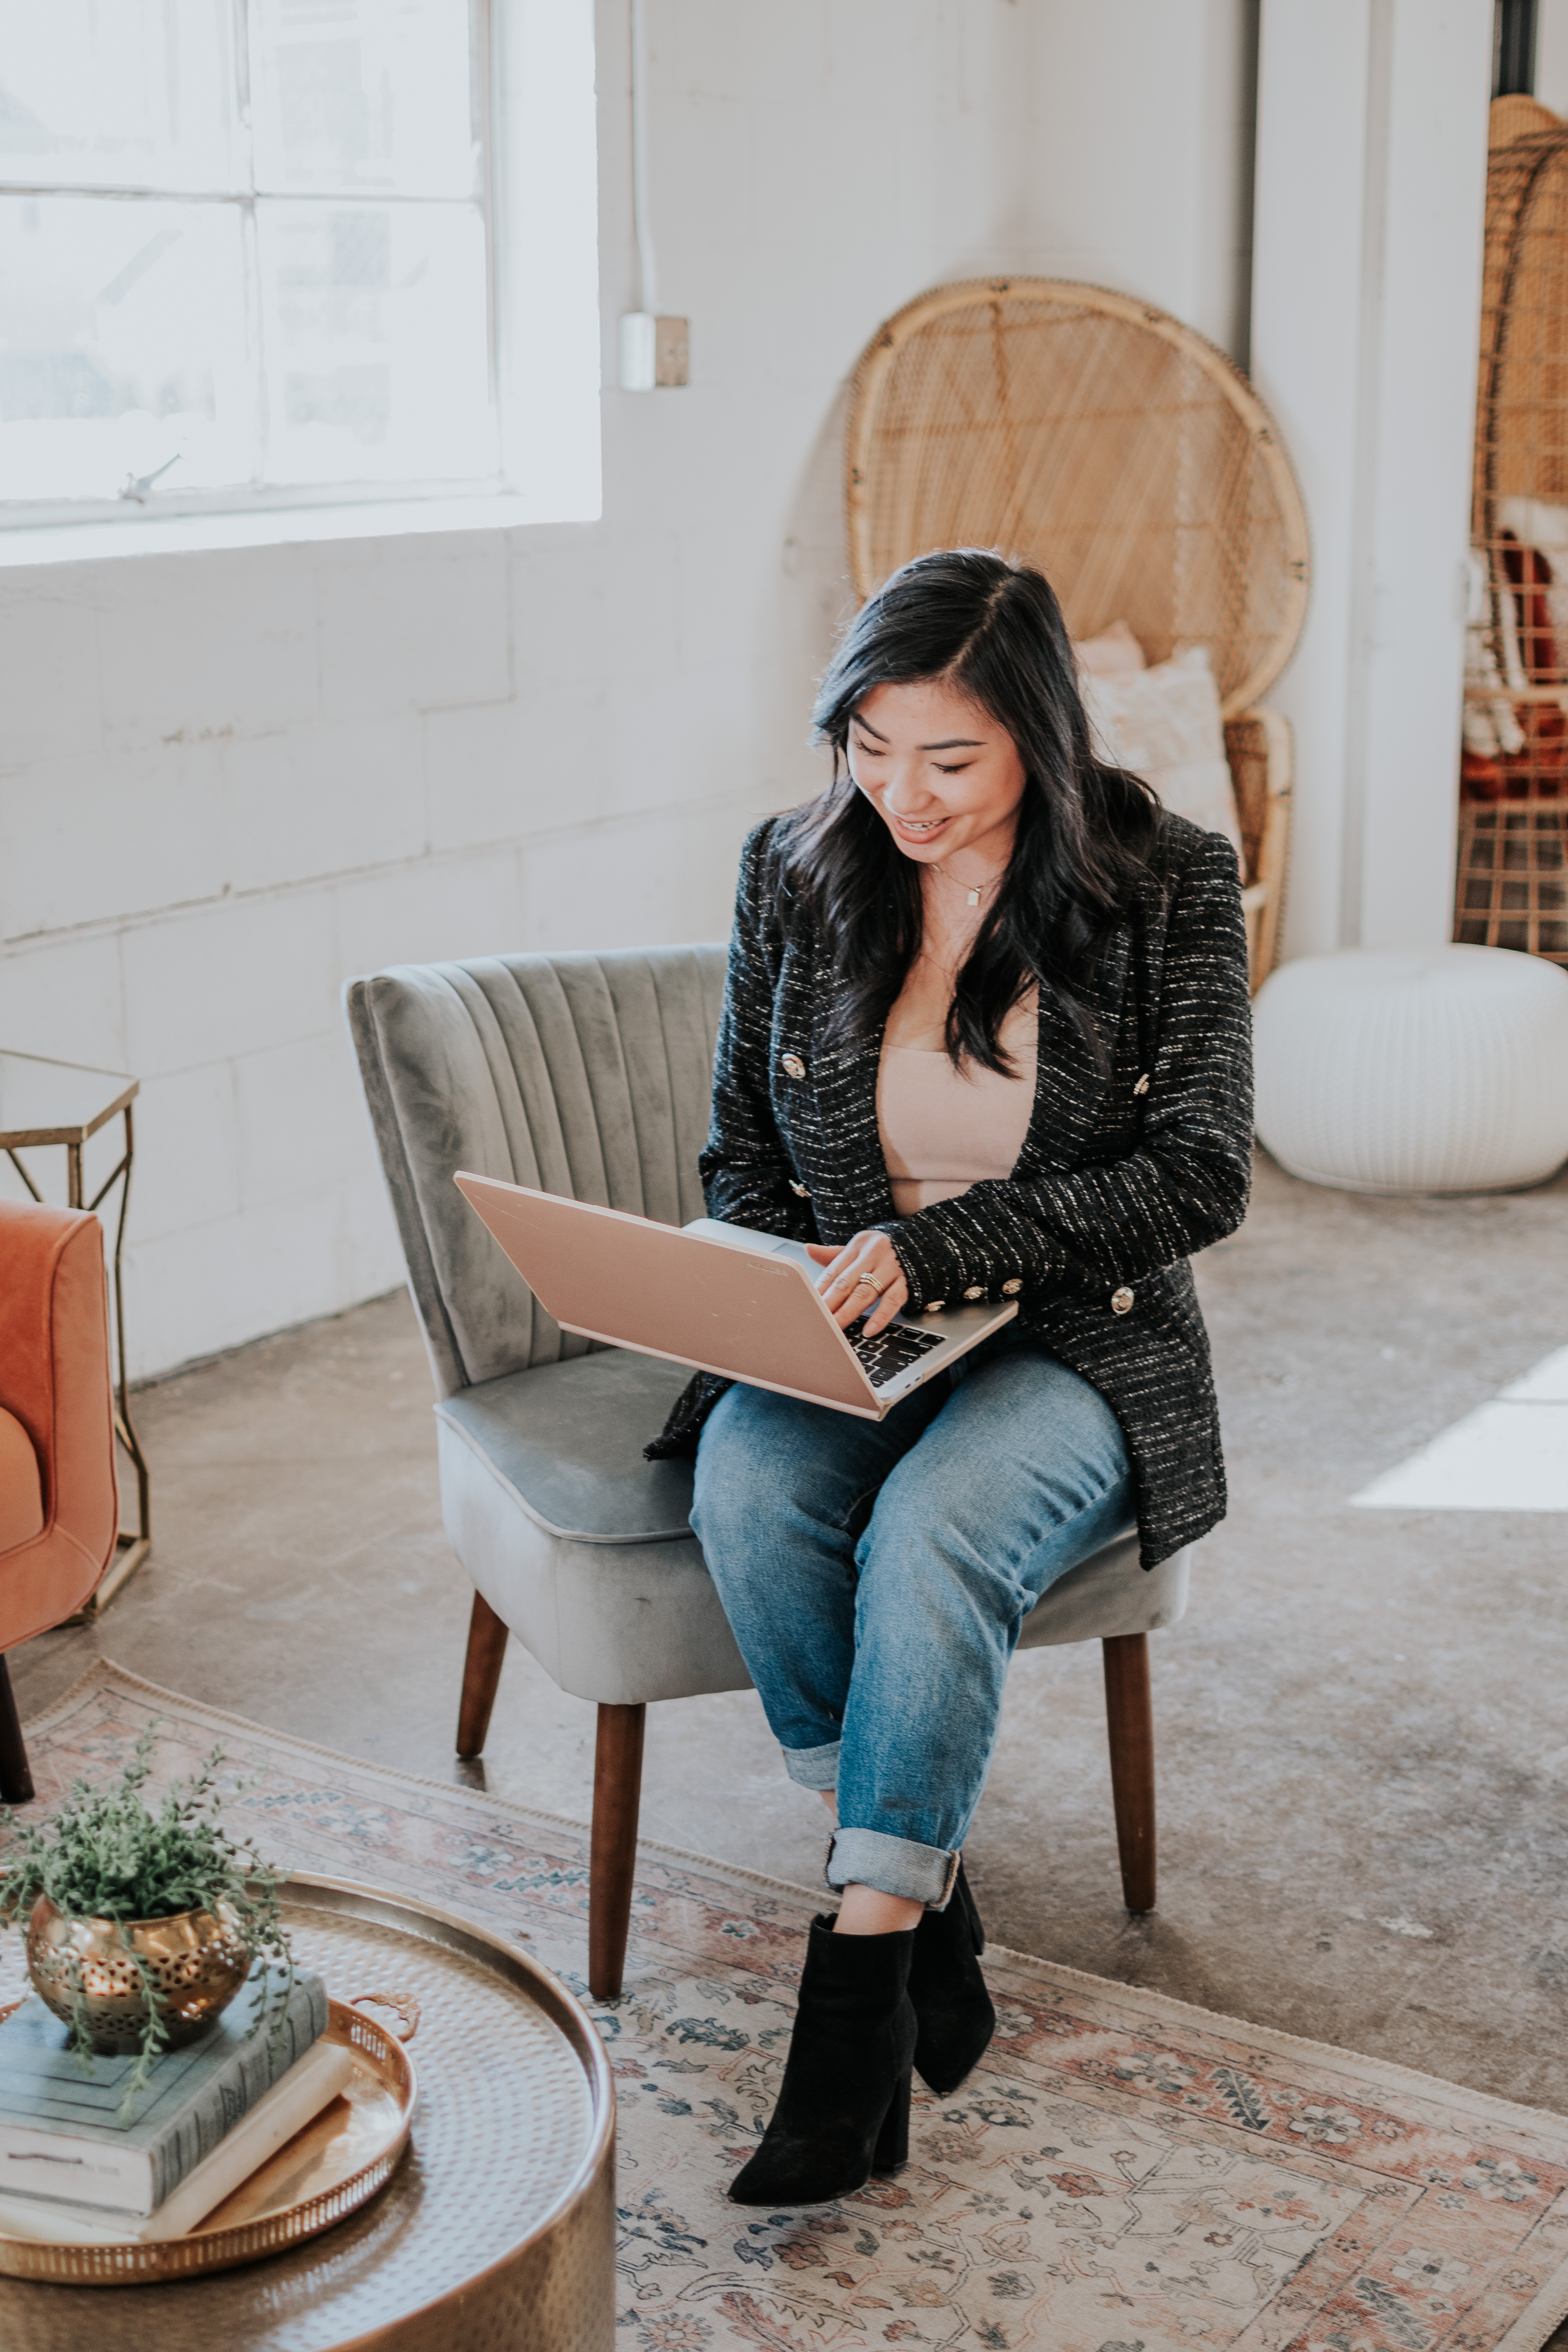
top-left (1456, 790), bottom-right (1568, 959)
top-left (845, 279), bottom-right (1309, 719)
top-left (1460, 122), bottom-right (1568, 964)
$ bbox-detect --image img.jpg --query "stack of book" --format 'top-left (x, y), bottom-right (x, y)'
top-left (0, 1968), bottom-right (352, 2244)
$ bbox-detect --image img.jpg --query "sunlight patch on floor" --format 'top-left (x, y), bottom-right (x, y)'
top-left (1352, 1347), bottom-right (1568, 1510)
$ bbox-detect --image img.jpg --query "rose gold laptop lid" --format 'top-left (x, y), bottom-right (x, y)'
top-left (453, 1173), bottom-right (881, 1415)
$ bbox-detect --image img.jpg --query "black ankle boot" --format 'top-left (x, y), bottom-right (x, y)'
top-left (729, 1915), bottom-right (917, 2207)
top-left (907, 1858), bottom-right (994, 2096)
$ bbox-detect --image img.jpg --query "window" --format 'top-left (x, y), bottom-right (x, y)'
top-left (0, 1), bottom-right (509, 525)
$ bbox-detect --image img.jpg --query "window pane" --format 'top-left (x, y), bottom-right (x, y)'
top-left (0, 197), bottom-right (256, 503)
top-left (0, 2), bottom-right (242, 193)
top-left (258, 198), bottom-right (495, 485)
top-left (249, 0), bottom-right (479, 199)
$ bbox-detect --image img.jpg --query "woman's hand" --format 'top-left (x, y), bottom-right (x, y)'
top-left (806, 1232), bottom-right (909, 1337)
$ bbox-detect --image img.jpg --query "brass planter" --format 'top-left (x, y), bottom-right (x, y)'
top-left (24, 1894), bottom-right (251, 2052)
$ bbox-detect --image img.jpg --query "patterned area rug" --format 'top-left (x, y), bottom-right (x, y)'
top-left (9, 1662), bottom-right (1568, 2352)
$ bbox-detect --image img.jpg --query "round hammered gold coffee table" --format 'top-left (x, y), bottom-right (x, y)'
top-left (0, 1876), bottom-right (615, 2352)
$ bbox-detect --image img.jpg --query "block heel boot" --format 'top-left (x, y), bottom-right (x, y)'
top-left (907, 1857), bottom-right (995, 2096)
top-left (728, 1916), bottom-right (917, 2207)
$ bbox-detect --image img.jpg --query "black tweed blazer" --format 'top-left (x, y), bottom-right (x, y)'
top-left (648, 811), bottom-right (1254, 1567)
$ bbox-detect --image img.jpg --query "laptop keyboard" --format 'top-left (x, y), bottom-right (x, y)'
top-left (851, 1323), bottom-right (947, 1388)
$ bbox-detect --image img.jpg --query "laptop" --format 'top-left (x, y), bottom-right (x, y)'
top-left (453, 1173), bottom-right (1018, 1418)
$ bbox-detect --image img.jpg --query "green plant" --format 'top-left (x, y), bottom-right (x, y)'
top-left (0, 1726), bottom-right (294, 2112)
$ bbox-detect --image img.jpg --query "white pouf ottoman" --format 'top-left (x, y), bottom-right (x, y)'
top-left (1252, 945), bottom-right (1568, 1193)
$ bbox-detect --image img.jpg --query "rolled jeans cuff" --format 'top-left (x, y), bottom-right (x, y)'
top-left (825, 1827), bottom-right (960, 1910)
top-left (783, 1740), bottom-right (842, 1792)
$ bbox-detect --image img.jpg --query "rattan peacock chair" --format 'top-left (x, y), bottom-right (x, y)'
top-left (844, 278), bottom-right (1310, 987)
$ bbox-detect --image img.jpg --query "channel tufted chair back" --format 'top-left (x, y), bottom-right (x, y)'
top-left (349, 948), bottom-right (726, 1393)
top-left (348, 945), bottom-right (744, 1998)
top-left (348, 940), bottom-right (1189, 2001)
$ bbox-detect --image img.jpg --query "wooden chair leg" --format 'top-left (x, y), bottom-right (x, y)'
top-left (588, 1702), bottom-right (647, 2001)
top-left (0, 1657), bottom-right (35, 1807)
top-left (455, 1590), bottom-right (510, 1759)
top-left (1102, 1632), bottom-right (1156, 1913)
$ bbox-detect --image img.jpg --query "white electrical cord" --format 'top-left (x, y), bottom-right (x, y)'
top-left (630, 0), bottom-right (659, 313)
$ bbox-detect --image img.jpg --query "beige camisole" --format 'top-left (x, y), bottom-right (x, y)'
top-left (877, 993), bottom-right (1039, 1215)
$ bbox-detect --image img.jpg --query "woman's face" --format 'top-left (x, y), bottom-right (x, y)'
top-left (847, 678), bottom-right (1027, 874)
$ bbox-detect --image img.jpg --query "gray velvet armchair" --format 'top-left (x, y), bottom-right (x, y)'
top-left (346, 945), bottom-right (1190, 1998)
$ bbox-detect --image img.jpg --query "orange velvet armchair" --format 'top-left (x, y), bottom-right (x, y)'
top-left (0, 1200), bottom-right (120, 1802)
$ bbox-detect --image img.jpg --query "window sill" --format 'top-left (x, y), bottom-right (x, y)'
top-left (0, 485), bottom-right (599, 570)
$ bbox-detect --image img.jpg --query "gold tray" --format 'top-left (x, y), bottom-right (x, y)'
top-left (0, 1993), bottom-right (418, 2286)
top-left (0, 1875), bottom-right (613, 2350)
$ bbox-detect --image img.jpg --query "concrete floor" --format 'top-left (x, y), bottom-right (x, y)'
top-left (11, 1149), bottom-right (1568, 2121)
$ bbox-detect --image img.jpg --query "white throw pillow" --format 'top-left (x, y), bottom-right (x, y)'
top-left (1463, 545), bottom-right (1524, 758)
top-left (1073, 617), bottom-right (1147, 678)
top-left (1077, 645), bottom-right (1242, 855)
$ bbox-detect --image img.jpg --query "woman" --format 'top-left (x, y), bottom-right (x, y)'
top-left (648, 548), bottom-right (1253, 2207)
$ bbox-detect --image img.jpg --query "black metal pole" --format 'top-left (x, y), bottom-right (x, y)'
top-left (1494, 0), bottom-right (1539, 98)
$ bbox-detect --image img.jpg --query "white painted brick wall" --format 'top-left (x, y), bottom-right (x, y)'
top-left (422, 699), bottom-right (595, 855)
top-left (0, 0), bottom-right (1255, 1377)
top-left (130, 1064), bottom-right (242, 1244)
top-left (235, 1036), bottom-right (367, 1212)
top-left (121, 892), bottom-right (340, 1078)
top-left (329, 852), bottom-right (530, 977)
top-left (2, 739), bottom-right (229, 937)
top-left (0, 933), bottom-right (125, 1072)
top-left (316, 542), bottom-right (513, 722)
top-left (226, 720), bottom-right (428, 896)
top-left (98, 552), bottom-right (320, 746)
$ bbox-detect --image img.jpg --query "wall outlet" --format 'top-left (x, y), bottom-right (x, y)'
top-left (654, 316), bottom-right (689, 387)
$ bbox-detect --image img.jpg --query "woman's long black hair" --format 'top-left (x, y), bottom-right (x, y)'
top-left (779, 547), bottom-right (1162, 1072)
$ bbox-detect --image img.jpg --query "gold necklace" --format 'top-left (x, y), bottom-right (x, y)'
top-left (931, 861), bottom-right (1005, 909)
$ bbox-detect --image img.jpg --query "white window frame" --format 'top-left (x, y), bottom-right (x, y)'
top-left (0, 0), bottom-right (601, 568)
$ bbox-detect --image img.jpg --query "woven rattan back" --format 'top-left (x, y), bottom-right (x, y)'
top-left (845, 278), bottom-right (1308, 719)
top-left (1475, 129), bottom-right (1568, 587)
top-left (1456, 116), bottom-right (1568, 966)
top-left (1489, 95), bottom-right (1562, 148)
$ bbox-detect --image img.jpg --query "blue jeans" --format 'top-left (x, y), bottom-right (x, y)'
top-left (689, 1331), bottom-right (1134, 1907)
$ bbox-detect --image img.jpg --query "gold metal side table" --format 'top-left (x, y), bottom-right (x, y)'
top-left (0, 1875), bottom-right (617, 2351)
top-left (0, 1050), bottom-right (150, 1616)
